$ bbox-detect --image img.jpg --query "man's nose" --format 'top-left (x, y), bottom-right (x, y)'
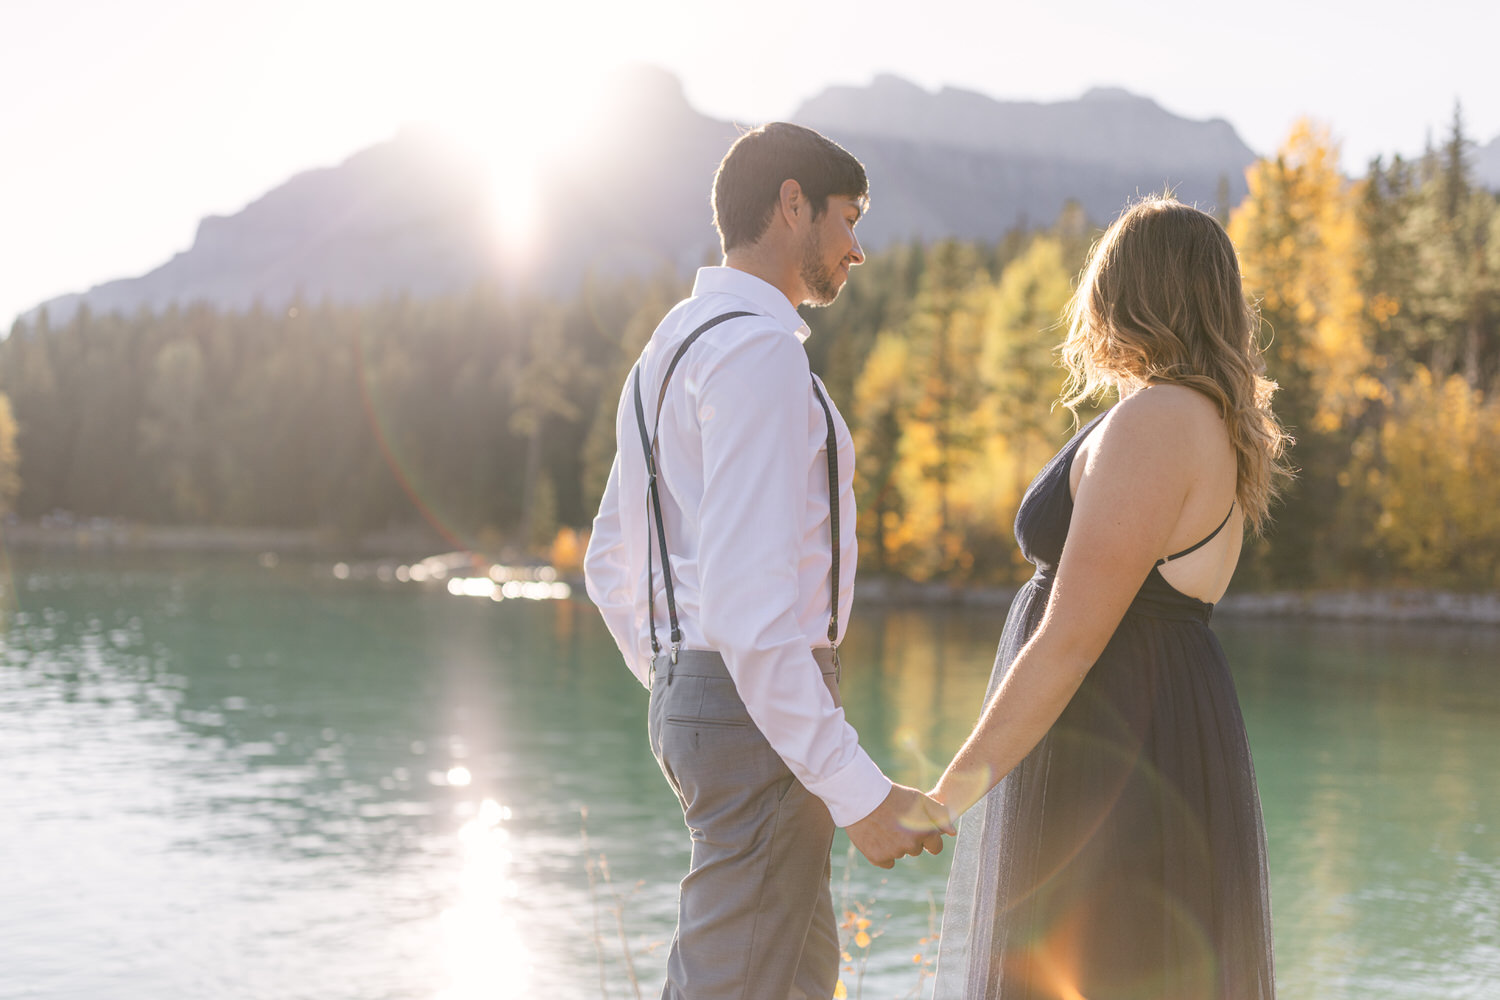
top-left (848, 234), bottom-right (865, 265)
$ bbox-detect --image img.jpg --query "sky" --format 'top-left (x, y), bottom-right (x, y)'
top-left (4, 0), bottom-right (1498, 331)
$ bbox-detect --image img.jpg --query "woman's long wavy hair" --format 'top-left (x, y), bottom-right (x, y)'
top-left (1060, 196), bottom-right (1293, 533)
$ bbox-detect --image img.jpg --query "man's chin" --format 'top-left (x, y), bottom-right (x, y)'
top-left (803, 278), bottom-right (847, 309)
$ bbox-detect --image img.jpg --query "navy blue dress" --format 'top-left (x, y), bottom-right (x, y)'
top-left (933, 414), bottom-right (1275, 999)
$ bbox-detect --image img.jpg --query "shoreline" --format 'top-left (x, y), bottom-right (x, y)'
top-left (1213, 589), bottom-right (1500, 626)
top-left (848, 578), bottom-right (1500, 628)
top-left (2, 519), bottom-right (445, 559)
top-left (8, 521), bottom-right (1500, 627)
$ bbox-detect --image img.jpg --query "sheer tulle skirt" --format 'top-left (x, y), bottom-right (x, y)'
top-left (933, 581), bottom-right (1275, 999)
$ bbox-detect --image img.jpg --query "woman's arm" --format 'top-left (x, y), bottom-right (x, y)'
top-left (930, 388), bottom-right (1212, 818)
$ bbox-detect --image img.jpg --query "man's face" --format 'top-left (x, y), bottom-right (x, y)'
top-left (797, 194), bottom-right (865, 307)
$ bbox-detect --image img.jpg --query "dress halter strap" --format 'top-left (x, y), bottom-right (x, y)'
top-left (631, 311), bottom-right (841, 683)
top-left (1156, 502), bottom-right (1236, 567)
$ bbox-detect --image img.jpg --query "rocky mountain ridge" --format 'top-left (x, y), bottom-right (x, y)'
top-left (29, 68), bottom-right (1265, 324)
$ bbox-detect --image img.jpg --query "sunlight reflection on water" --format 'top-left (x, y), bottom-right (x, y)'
top-left (445, 577), bottom-right (572, 601)
top-left (331, 557), bottom-right (573, 603)
top-left (437, 798), bottom-right (532, 1000)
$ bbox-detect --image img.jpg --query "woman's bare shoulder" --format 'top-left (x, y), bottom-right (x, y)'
top-left (1102, 384), bottom-right (1225, 447)
top-left (1116, 386), bottom-right (1230, 452)
top-left (1075, 385), bottom-right (1228, 491)
top-left (1117, 382), bottom-right (1220, 418)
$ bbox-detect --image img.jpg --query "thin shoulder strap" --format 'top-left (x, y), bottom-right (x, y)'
top-left (1156, 502), bottom-right (1236, 566)
top-left (632, 311), bottom-right (753, 666)
top-left (810, 379), bottom-right (840, 647)
top-left (652, 311), bottom-right (754, 438)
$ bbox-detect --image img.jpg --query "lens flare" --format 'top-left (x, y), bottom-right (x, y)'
top-left (1016, 876), bottom-right (1218, 1000)
top-left (355, 321), bottom-right (486, 557)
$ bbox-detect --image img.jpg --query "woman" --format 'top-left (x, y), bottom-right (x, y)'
top-left (931, 197), bottom-right (1290, 999)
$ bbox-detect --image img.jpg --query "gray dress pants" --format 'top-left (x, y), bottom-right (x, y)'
top-left (647, 648), bottom-right (842, 1000)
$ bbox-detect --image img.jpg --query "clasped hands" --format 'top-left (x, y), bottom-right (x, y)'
top-left (845, 783), bottom-right (957, 869)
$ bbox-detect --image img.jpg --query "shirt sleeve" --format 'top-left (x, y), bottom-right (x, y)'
top-left (584, 441), bottom-right (648, 688)
top-left (693, 329), bottom-right (891, 827)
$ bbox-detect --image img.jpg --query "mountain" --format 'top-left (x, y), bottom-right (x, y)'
top-left (791, 75), bottom-right (1256, 245)
top-left (32, 69), bottom-right (744, 325)
top-left (795, 75), bottom-right (1253, 175)
top-left (36, 128), bottom-right (500, 322)
top-left (27, 69), bottom-right (1259, 324)
top-left (1476, 133), bottom-right (1500, 191)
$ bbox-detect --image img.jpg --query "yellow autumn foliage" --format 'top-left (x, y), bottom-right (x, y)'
top-left (851, 332), bottom-right (914, 573)
top-left (1229, 120), bottom-right (1373, 433)
top-left (549, 526), bottom-right (584, 572)
top-left (1355, 366), bottom-right (1500, 585)
top-left (0, 393), bottom-right (18, 515)
top-left (856, 236), bottom-right (1077, 582)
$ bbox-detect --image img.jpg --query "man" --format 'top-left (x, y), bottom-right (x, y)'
top-left (584, 122), bottom-right (952, 1000)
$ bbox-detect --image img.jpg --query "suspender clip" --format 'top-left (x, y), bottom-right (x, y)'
top-left (669, 642), bottom-right (679, 666)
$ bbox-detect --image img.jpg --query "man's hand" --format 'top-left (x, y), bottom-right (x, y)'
top-left (845, 784), bottom-right (957, 869)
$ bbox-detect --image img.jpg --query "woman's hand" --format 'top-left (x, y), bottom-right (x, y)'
top-left (926, 781), bottom-right (964, 830)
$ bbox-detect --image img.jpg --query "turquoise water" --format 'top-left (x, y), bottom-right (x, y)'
top-left (1, 552), bottom-right (1496, 999)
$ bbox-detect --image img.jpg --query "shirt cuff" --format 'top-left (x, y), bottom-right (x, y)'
top-left (801, 745), bottom-right (893, 828)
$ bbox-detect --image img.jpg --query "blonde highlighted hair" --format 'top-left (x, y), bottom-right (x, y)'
top-left (1060, 196), bottom-right (1293, 533)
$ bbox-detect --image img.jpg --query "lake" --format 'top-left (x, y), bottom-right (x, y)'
top-left (2, 551), bottom-right (1497, 999)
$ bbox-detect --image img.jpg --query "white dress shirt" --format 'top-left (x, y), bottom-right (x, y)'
top-left (584, 266), bottom-right (891, 827)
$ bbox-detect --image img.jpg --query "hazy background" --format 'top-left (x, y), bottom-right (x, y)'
top-left (5, 0), bottom-right (1499, 328)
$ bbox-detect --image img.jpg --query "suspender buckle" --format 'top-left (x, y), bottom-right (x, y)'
top-left (831, 642), bottom-right (841, 682)
top-left (669, 642), bottom-right (679, 666)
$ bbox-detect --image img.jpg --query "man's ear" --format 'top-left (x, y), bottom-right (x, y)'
top-left (777, 178), bottom-right (805, 229)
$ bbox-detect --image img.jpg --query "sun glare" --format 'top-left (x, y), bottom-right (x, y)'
top-left (291, 0), bottom-right (621, 260)
top-left (438, 797), bottom-right (532, 999)
top-left (396, 2), bottom-right (612, 255)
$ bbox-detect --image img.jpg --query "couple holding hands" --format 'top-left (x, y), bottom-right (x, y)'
top-left (585, 122), bottom-right (1285, 1000)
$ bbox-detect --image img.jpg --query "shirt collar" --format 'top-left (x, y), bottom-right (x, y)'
top-left (691, 266), bottom-right (812, 343)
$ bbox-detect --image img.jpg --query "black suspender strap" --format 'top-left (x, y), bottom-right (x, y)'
top-left (630, 311), bottom-right (843, 680)
top-left (810, 380), bottom-right (840, 649)
top-left (633, 312), bottom-right (752, 668)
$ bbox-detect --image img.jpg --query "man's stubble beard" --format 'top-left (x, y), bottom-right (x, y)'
top-left (797, 226), bottom-right (844, 307)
